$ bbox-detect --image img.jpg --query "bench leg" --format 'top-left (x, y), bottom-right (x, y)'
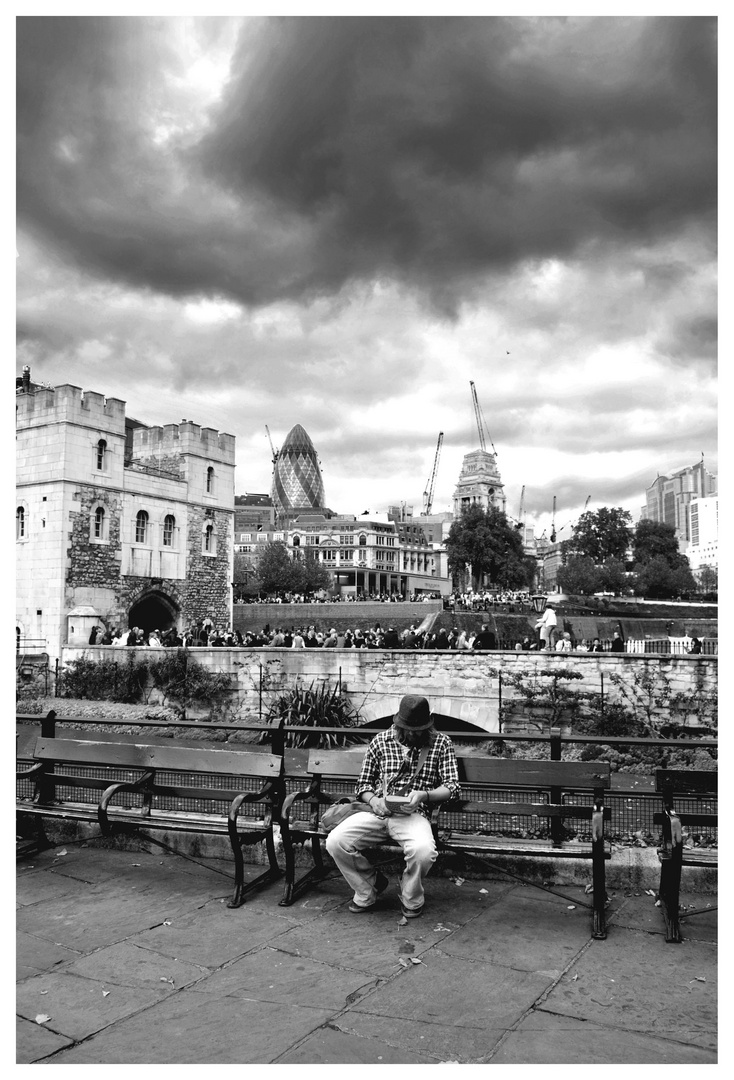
top-left (16, 813), bottom-right (51, 859)
top-left (227, 814), bottom-right (283, 909)
top-left (279, 826), bottom-right (328, 907)
top-left (657, 811), bottom-right (683, 943)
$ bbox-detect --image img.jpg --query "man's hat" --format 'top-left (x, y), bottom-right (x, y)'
top-left (394, 694), bottom-right (433, 731)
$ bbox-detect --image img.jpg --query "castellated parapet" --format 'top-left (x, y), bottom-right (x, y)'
top-left (15, 383), bottom-right (126, 433)
top-left (132, 421), bottom-right (235, 465)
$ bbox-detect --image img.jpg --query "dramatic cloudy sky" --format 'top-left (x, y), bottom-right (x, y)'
top-left (16, 15), bottom-right (717, 537)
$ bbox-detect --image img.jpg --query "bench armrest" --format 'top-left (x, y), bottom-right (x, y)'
top-left (17, 761), bottom-right (44, 781)
top-left (281, 780), bottom-right (321, 824)
top-left (229, 780), bottom-right (279, 825)
top-left (98, 770), bottom-right (154, 835)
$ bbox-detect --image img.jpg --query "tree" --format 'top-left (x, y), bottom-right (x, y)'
top-left (696, 565), bottom-right (718, 599)
top-left (563, 507), bottom-right (633, 563)
top-left (299, 548), bottom-right (333, 594)
top-left (597, 557), bottom-right (629, 596)
top-left (446, 505), bottom-right (534, 591)
top-left (633, 555), bottom-right (697, 600)
top-left (556, 556), bottom-right (603, 596)
top-left (633, 519), bottom-right (685, 566)
top-left (253, 541), bottom-right (301, 595)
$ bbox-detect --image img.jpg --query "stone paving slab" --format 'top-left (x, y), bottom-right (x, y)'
top-left (61, 940), bottom-right (209, 991)
top-left (17, 864), bottom-right (91, 906)
top-left (16, 967), bottom-right (171, 1043)
top-left (49, 992), bottom-right (333, 1064)
top-left (491, 1011), bottom-right (718, 1064)
top-left (128, 900), bottom-right (298, 968)
top-left (609, 891), bottom-right (717, 942)
top-left (190, 943), bottom-right (377, 1008)
top-left (16, 1015), bottom-right (73, 1064)
top-left (272, 903), bottom-right (468, 977)
top-left (16, 931), bottom-right (81, 980)
top-left (16, 881), bottom-right (209, 953)
top-left (348, 950), bottom-right (554, 1028)
top-left (335, 1009), bottom-right (507, 1062)
top-left (277, 1023), bottom-right (438, 1064)
top-left (540, 927), bottom-right (717, 1051)
top-left (438, 885), bottom-right (599, 972)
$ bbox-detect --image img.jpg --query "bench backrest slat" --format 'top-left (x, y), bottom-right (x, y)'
top-left (307, 749), bottom-right (366, 777)
top-left (33, 738), bottom-right (281, 779)
top-left (456, 756), bottom-right (611, 789)
top-left (655, 769), bottom-right (717, 795)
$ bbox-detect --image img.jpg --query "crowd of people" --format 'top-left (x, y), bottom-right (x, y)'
top-left (88, 619), bottom-right (626, 652)
top-left (234, 591), bottom-right (441, 605)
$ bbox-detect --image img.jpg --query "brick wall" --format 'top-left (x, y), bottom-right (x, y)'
top-left (183, 506), bottom-right (232, 627)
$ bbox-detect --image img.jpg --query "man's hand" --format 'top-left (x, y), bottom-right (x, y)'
top-left (369, 796), bottom-right (391, 818)
top-left (397, 790), bottom-right (429, 814)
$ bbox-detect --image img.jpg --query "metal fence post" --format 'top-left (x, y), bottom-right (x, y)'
top-left (54, 658), bottom-right (59, 697)
top-left (600, 670), bottom-right (604, 718)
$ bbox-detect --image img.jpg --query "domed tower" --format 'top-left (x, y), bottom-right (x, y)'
top-left (270, 424), bottom-right (325, 519)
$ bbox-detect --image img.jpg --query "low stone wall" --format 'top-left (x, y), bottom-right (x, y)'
top-left (62, 646), bottom-right (717, 733)
top-left (232, 600), bottom-right (441, 635)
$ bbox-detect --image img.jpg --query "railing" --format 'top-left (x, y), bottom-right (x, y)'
top-left (16, 637), bottom-right (48, 654)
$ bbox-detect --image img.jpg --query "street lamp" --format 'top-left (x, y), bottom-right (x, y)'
top-left (531, 595), bottom-right (548, 614)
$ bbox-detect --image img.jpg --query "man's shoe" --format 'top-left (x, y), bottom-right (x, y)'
top-left (348, 872), bottom-right (389, 913)
top-left (401, 903), bottom-right (424, 919)
top-left (348, 900), bottom-right (376, 913)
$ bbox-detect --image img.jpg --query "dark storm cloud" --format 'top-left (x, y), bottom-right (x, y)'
top-left (17, 15), bottom-right (716, 312)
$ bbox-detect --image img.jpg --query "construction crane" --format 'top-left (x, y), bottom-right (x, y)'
top-left (422, 432), bottom-right (444, 515)
top-left (469, 381), bottom-right (496, 454)
top-left (513, 484), bottom-right (526, 532)
top-left (265, 425), bottom-right (279, 465)
top-left (550, 496), bottom-right (557, 543)
top-left (558, 495), bottom-right (591, 535)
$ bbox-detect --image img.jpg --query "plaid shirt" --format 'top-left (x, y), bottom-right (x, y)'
top-left (355, 727), bottom-right (461, 818)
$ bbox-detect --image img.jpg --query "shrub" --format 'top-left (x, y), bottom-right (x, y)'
top-left (258, 679), bottom-right (361, 749)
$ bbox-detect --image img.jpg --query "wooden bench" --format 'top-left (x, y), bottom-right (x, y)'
top-left (17, 735), bottom-right (284, 908)
top-left (278, 749), bottom-right (611, 938)
top-left (435, 756), bottom-right (612, 939)
top-left (654, 769), bottom-right (718, 943)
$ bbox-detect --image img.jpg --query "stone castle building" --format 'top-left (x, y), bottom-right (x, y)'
top-left (16, 369), bottom-right (235, 659)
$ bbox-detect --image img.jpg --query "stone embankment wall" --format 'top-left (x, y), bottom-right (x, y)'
top-left (62, 647), bottom-right (717, 733)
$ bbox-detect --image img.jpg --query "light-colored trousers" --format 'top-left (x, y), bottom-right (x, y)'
top-left (325, 810), bottom-right (437, 910)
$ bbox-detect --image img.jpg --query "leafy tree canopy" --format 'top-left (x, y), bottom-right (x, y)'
top-left (633, 555), bottom-right (697, 600)
top-left (446, 505), bottom-right (534, 591)
top-left (254, 540), bottom-right (333, 597)
top-left (562, 507), bottom-right (632, 563)
top-left (633, 519), bottom-right (686, 568)
top-left (556, 555), bottom-right (602, 596)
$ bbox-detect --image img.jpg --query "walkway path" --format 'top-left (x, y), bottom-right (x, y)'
top-left (17, 840), bottom-right (717, 1064)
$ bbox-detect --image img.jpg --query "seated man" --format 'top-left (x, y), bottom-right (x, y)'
top-left (326, 695), bottom-right (460, 918)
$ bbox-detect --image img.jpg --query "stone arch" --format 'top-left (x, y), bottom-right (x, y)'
top-left (357, 695), bottom-right (498, 734)
top-left (128, 589), bottom-right (180, 634)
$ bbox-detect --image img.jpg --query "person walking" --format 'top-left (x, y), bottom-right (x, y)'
top-left (325, 695), bottom-right (460, 918)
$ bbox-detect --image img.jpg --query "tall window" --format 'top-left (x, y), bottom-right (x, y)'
top-left (163, 514), bottom-right (175, 547)
top-left (94, 506), bottom-right (105, 539)
top-left (204, 523), bottom-right (215, 553)
top-left (16, 506), bottom-right (25, 540)
top-left (96, 439), bottom-right (107, 470)
top-left (206, 466), bottom-right (214, 493)
top-left (135, 510), bottom-right (149, 544)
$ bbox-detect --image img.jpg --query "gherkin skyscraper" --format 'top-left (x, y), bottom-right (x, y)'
top-left (270, 424), bottom-right (325, 517)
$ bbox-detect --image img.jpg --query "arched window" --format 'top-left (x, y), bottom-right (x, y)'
top-left (135, 510), bottom-right (149, 544)
top-left (96, 439), bottom-right (107, 470)
top-left (358, 533), bottom-right (367, 547)
top-left (203, 523), bottom-right (215, 554)
top-left (16, 506), bottom-right (25, 540)
top-left (292, 535), bottom-right (300, 547)
top-left (94, 506), bottom-right (105, 539)
top-left (163, 514), bottom-right (175, 547)
top-left (206, 466), bottom-right (214, 493)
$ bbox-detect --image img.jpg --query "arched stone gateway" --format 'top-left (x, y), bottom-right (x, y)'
top-left (358, 696), bottom-right (498, 734)
top-left (127, 590), bottom-right (180, 634)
